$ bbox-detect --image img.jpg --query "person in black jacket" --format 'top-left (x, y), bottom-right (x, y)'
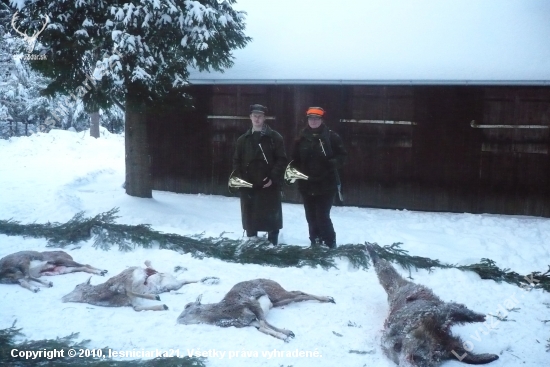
top-left (291, 107), bottom-right (347, 248)
top-left (232, 104), bottom-right (287, 245)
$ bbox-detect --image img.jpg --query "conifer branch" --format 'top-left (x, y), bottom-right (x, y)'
top-left (1, 209), bottom-right (549, 292)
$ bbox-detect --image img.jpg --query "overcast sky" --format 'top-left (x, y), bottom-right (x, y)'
top-left (190, 0), bottom-right (550, 83)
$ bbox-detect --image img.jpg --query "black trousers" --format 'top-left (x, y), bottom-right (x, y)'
top-left (302, 191), bottom-right (336, 244)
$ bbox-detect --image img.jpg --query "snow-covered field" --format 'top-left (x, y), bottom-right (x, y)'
top-left (0, 129), bottom-right (549, 367)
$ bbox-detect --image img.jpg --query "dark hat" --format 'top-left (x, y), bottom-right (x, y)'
top-left (306, 107), bottom-right (325, 117)
top-left (250, 104), bottom-right (268, 114)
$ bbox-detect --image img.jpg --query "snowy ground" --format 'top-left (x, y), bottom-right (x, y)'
top-left (0, 129), bottom-right (549, 367)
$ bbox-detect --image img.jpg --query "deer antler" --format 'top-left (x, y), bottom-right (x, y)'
top-left (32, 14), bottom-right (50, 38)
top-left (11, 12), bottom-right (28, 38)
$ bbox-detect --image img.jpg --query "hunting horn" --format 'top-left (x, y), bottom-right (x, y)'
top-left (228, 170), bottom-right (253, 193)
top-left (284, 161), bottom-right (308, 185)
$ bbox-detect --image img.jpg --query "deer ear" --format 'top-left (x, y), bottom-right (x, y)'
top-left (196, 294), bottom-right (203, 304)
top-left (86, 276), bottom-right (92, 285)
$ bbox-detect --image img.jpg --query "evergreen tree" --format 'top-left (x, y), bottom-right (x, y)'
top-left (8, 0), bottom-right (250, 197)
top-left (1, 3), bottom-right (124, 137)
top-left (0, 3), bottom-right (50, 138)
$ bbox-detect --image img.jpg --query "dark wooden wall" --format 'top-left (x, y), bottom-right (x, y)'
top-left (147, 85), bottom-right (550, 217)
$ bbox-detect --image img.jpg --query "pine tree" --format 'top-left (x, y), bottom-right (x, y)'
top-left (8, 0), bottom-right (250, 196)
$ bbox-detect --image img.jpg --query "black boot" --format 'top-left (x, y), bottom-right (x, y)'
top-left (325, 238), bottom-right (337, 249)
top-left (268, 230), bottom-right (279, 246)
top-left (310, 237), bottom-right (320, 247)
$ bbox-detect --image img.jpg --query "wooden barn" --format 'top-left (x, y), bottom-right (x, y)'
top-left (147, 0), bottom-right (550, 217)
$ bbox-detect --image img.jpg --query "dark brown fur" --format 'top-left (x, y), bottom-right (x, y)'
top-left (366, 244), bottom-right (499, 367)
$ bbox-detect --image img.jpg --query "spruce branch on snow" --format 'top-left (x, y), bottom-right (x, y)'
top-left (366, 243), bottom-right (550, 292)
top-left (1, 209), bottom-right (549, 291)
top-left (0, 209), bottom-right (370, 271)
top-left (0, 322), bottom-right (205, 367)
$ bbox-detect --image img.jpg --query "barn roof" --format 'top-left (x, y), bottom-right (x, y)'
top-left (188, 0), bottom-right (550, 85)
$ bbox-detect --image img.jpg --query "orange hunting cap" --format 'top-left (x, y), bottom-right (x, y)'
top-left (306, 107), bottom-right (325, 117)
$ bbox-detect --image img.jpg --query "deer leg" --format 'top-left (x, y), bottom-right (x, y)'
top-left (443, 303), bottom-right (486, 325)
top-left (68, 265), bottom-right (107, 276)
top-left (272, 291), bottom-right (335, 307)
top-left (28, 276), bottom-right (53, 287)
top-left (53, 260), bottom-right (108, 276)
top-left (247, 301), bottom-right (295, 340)
top-left (133, 304), bottom-right (168, 312)
top-left (261, 319), bottom-right (295, 338)
top-left (18, 278), bottom-right (41, 292)
top-left (256, 320), bottom-right (293, 342)
top-left (127, 290), bottom-right (161, 301)
top-left (460, 352), bottom-right (499, 364)
top-left (43, 265), bottom-right (107, 276)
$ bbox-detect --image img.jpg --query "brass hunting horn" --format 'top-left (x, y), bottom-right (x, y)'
top-left (284, 161), bottom-right (308, 185)
top-left (228, 170), bottom-right (253, 193)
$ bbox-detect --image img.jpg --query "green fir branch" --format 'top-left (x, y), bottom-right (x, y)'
top-left (1, 209), bottom-right (549, 292)
top-left (367, 242), bottom-right (451, 272)
top-left (0, 209), bottom-right (370, 271)
top-left (370, 243), bottom-right (550, 292)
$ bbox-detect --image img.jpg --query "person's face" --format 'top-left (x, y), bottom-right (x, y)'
top-left (250, 112), bottom-right (266, 130)
top-left (307, 115), bottom-right (322, 129)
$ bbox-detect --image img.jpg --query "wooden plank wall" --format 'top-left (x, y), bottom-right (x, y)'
top-left (147, 85), bottom-right (550, 217)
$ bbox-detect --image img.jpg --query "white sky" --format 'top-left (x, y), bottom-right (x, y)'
top-left (189, 0), bottom-right (550, 84)
top-left (0, 129), bottom-right (549, 366)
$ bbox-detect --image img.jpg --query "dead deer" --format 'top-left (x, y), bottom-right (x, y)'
top-left (365, 244), bottom-right (499, 367)
top-left (177, 278), bottom-right (335, 341)
top-left (62, 261), bottom-right (219, 312)
top-left (0, 250), bottom-right (107, 292)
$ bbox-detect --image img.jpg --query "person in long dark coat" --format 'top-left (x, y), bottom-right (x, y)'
top-left (232, 104), bottom-right (287, 245)
top-left (291, 107), bottom-right (347, 248)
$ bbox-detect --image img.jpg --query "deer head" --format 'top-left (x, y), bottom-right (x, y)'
top-left (11, 11), bottom-right (50, 53)
top-left (61, 276), bottom-right (93, 303)
top-left (177, 294), bottom-right (205, 324)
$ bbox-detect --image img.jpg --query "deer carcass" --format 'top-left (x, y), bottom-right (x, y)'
top-left (0, 250), bottom-right (107, 292)
top-left (366, 244), bottom-right (499, 367)
top-left (62, 261), bottom-right (218, 311)
top-left (177, 278), bottom-right (335, 341)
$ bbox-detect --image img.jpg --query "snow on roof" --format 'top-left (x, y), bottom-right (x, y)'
top-left (189, 0), bottom-right (550, 85)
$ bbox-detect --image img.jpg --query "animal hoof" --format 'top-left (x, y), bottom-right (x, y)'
top-left (163, 304), bottom-right (168, 310)
top-left (155, 295), bottom-right (161, 301)
top-left (33, 288), bottom-right (40, 293)
top-left (328, 296), bottom-right (335, 303)
top-left (288, 331), bottom-right (295, 338)
top-left (47, 282), bottom-right (53, 287)
top-left (100, 270), bottom-right (108, 276)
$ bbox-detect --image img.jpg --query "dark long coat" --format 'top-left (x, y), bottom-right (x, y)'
top-left (232, 124), bottom-right (287, 232)
top-left (291, 123), bottom-right (347, 196)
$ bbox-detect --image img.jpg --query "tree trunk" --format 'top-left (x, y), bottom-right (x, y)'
top-left (124, 86), bottom-right (152, 198)
top-left (90, 111), bottom-right (100, 138)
